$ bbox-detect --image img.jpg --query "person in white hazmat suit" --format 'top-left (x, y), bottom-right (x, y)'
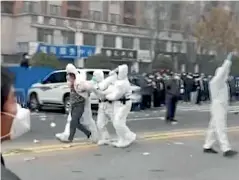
top-left (101, 64), bottom-right (136, 148)
top-left (55, 64), bottom-right (98, 143)
top-left (203, 52), bottom-right (238, 157)
top-left (91, 70), bottom-right (115, 145)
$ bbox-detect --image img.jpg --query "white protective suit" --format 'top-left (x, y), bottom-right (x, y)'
top-left (103, 64), bottom-right (136, 148)
top-left (203, 57), bottom-right (232, 152)
top-left (55, 64), bottom-right (98, 142)
top-left (92, 70), bottom-right (116, 145)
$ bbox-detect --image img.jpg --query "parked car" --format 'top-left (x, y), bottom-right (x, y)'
top-left (28, 68), bottom-right (142, 113)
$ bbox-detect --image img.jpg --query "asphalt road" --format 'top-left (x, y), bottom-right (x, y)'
top-left (4, 133), bottom-right (239, 180)
top-left (2, 103), bottom-right (239, 180)
top-left (3, 104), bottom-right (239, 147)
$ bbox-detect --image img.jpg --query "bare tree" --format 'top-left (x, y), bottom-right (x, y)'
top-left (194, 7), bottom-right (239, 61)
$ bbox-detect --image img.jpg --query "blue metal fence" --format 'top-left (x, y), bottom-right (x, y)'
top-left (8, 66), bottom-right (54, 106)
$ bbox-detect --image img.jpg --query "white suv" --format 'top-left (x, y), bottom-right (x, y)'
top-left (28, 68), bottom-right (141, 113)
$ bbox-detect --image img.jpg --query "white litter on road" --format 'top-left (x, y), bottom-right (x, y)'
top-left (33, 139), bottom-right (40, 143)
top-left (40, 117), bottom-right (46, 121)
top-left (50, 122), bottom-right (56, 127)
top-left (173, 142), bottom-right (184, 145)
top-left (142, 152), bottom-right (150, 156)
top-left (24, 157), bottom-right (36, 161)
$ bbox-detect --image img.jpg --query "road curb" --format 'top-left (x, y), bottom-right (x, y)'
top-left (3, 126), bottom-right (239, 157)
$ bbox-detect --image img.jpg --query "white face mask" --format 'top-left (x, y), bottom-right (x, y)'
top-left (1, 107), bottom-right (31, 140)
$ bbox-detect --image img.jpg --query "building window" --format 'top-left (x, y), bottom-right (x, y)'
top-left (142, 18), bottom-right (151, 28)
top-left (124, 1), bottom-right (136, 14)
top-left (110, 14), bottom-right (120, 24)
top-left (123, 17), bottom-right (136, 25)
top-left (50, 5), bottom-right (60, 16)
top-left (170, 22), bottom-right (181, 31)
top-left (158, 20), bottom-right (165, 30)
top-left (37, 28), bottom-right (54, 44)
top-left (171, 3), bottom-right (181, 21)
top-left (140, 39), bottom-right (151, 50)
top-left (103, 35), bottom-right (115, 48)
top-left (171, 41), bottom-right (182, 52)
top-left (83, 33), bottom-right (96, 46)
top-left (23, 1), bottom-right (38, 13)
top-left (62, 31), bottom-right (75, 44)
top-left (90, 11), bottom-right (101, 21)
top-left (156, 40), bottom-right (167, 52)
top-left (110, 1), bottom-right (118, 5)
top-left (67, 1), bottom-right (81, 6)
top-left (123, 1), bottom-right (136, 25)
top-left (1, 1), bottom-right (14, 14)
top-left (17, 42), bottom-right (29, 53)
top-left (122, 37), bottom-right (134, 49)
top-left (67, 10), bottom-right (81, 18)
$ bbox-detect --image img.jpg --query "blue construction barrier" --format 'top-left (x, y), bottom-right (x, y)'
top-left (7, 66), bottom-right (54, 106)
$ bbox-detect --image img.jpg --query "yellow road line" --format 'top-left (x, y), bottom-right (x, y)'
top-left (142, 126), bottom-right (239, 138)
top-left (3, 127), bottom-right (239, 157)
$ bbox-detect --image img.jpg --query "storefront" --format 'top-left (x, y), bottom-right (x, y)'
top-left (101, 47), bottom-right (138, 72)
top-left (28, 42), bottom-right (96, 68)
top-left (137, 50), bottom-right (153, 73)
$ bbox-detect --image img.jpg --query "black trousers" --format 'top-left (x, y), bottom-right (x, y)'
top-left (166, 96), bottom-right (178, 121)
top-left (68, 102), bottom-right (91, 141)
top-left (196, 90), bottom-right (201, 104)
top-left (1, 155), bottom-right (5, 166)
top-left (184, 89), bottom-right (191, 102)
top-left (141, 95), bottom-right (151, 109)
top-left (153, 90), bottom-right (160, 107)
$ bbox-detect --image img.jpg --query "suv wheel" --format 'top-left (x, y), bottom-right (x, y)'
top-left (29, 93), bottom-right (41, 111)
top-left (63, 95), bottom-right (70, 114)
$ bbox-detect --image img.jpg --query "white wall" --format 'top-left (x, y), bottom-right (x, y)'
top-left (1, 15), bottom-right (15, 54)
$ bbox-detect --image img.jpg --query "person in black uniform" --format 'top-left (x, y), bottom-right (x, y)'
top-left (165, 73), bottom-right (181, 124)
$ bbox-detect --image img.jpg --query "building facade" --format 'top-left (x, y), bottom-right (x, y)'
top-left (1, 1), bottom-right (200, 72)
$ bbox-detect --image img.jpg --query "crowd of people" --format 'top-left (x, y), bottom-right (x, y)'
top-left (130, 70), bottom-right (239, 110)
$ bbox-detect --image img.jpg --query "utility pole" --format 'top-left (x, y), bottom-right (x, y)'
top-left (149, 1), bottom-right (162, 71)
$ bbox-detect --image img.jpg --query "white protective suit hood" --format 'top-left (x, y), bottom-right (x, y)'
top-left (66, 63), bottom-right (78, 75)
top-left (93, 70), bottom-right (104, 83)
top-left (117, 64), bottom-right (128, 80)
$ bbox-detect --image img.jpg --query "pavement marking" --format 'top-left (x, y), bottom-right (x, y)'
top-left (127, 116), bottom-right (165, 121)
top-left (144, 127), bottom-right (239, 141)
top-left (3, 126), bottom-right (239, 157)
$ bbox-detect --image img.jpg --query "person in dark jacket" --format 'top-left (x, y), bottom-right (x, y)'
top-left (165, 73), bottom-right (181, 124)
top-left (155, 74), bottom-right (165, 107)
top-left (139, 74), bottom-right (153, 110)
top-left (1, 67), bottom-right (22, 180)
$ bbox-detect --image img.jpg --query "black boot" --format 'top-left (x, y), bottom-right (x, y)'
top-left (223, 150), bottom-right (238, 157)
top-left (203, 148), bottom-right (218, 154)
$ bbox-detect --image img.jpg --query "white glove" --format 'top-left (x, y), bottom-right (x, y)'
top-left (109, 68), bottom-right (118, 76)
top-left (226, 52), bottom-right (235, 61)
